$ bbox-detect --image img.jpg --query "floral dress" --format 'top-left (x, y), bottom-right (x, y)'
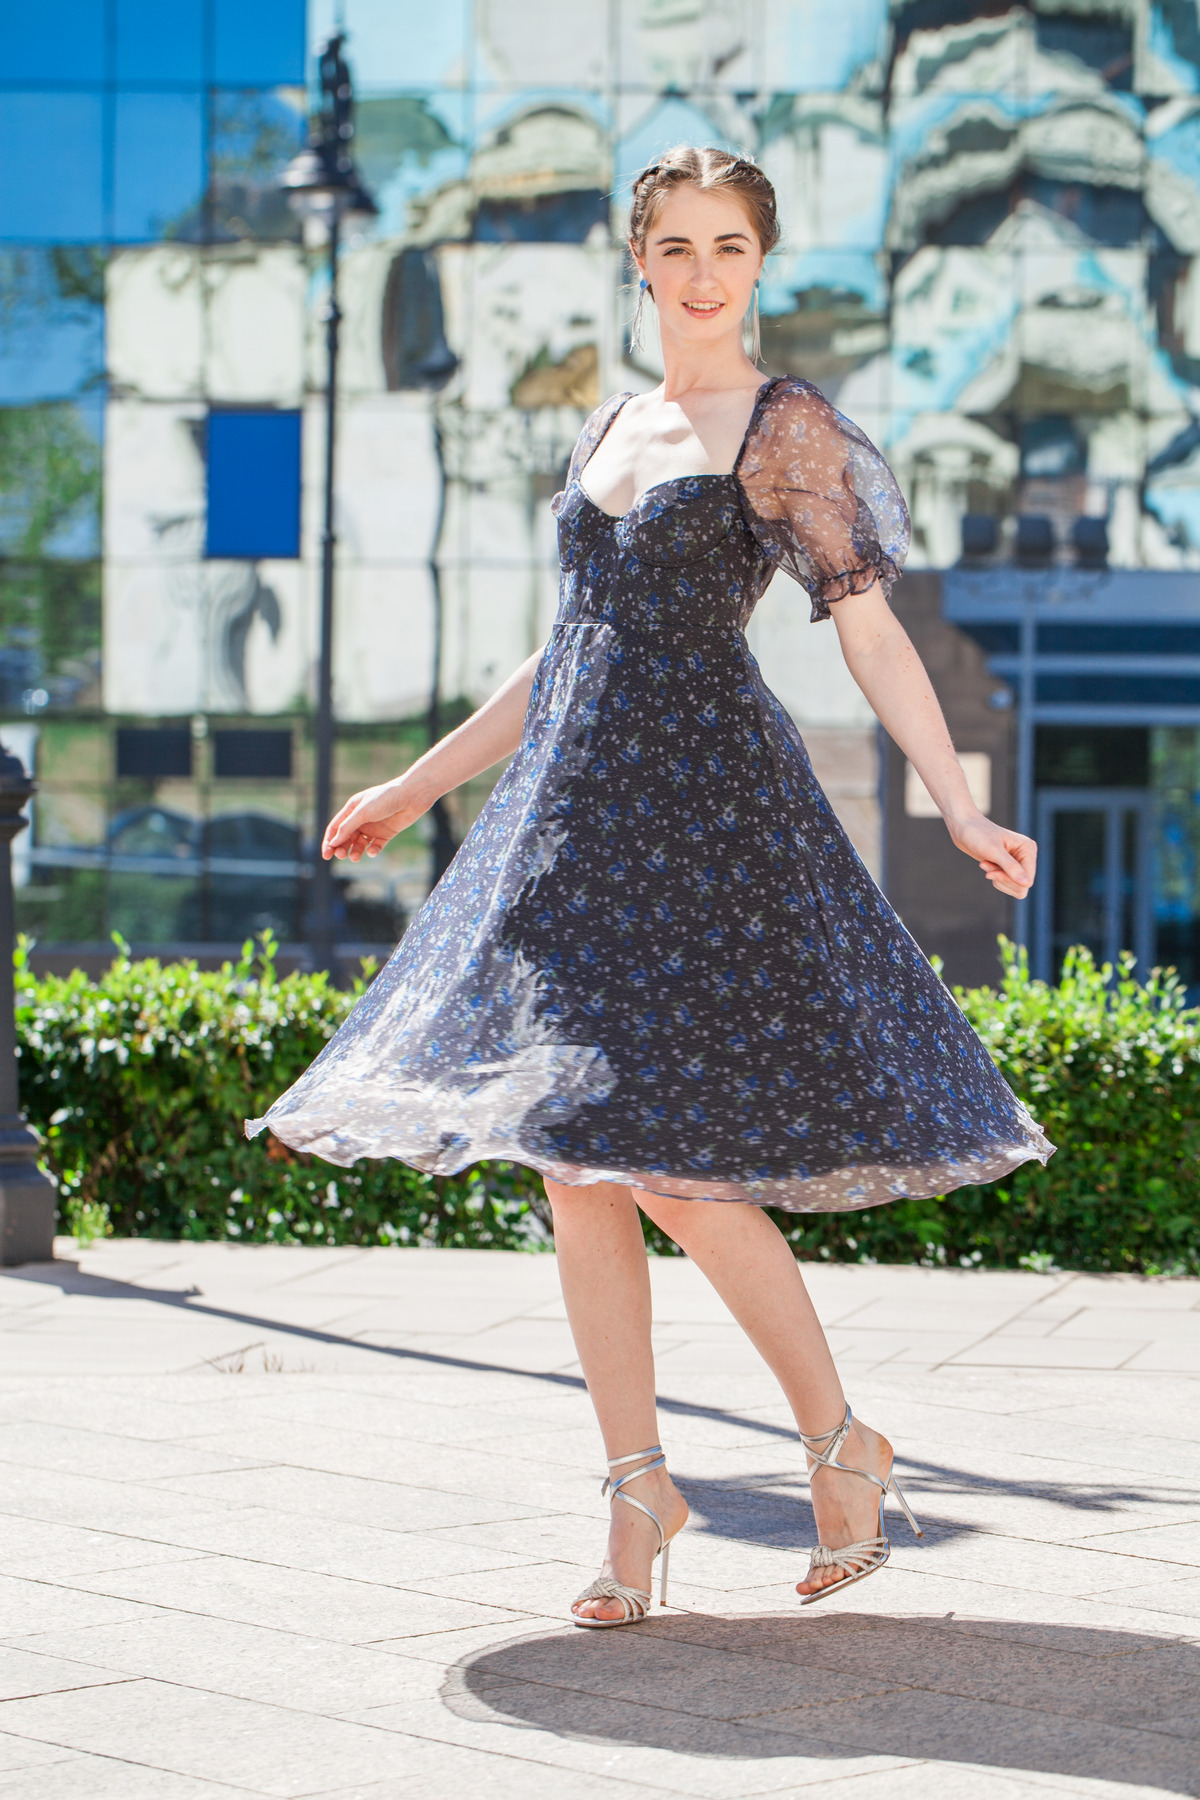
top-left (248, 377), bottom-right (1052, 1211)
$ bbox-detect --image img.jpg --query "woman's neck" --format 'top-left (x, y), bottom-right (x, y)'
top-left (657, 328), bottom-right (762, 401)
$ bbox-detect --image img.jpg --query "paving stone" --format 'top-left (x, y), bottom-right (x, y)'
top-left (2, 1244), bottom-right (1198, 1798)
top-left (53, 1556), bottom-right (522, 1644)
top-left (0, 1756), bottom-right (251, 1797)
top-left (0, 1680), bottom-right (438, 1798)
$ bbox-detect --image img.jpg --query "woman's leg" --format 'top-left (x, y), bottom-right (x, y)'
top-left (544, 1178), bottom-right (689, 1621)
top-left (636, 1190), bottom-right (893, 1596)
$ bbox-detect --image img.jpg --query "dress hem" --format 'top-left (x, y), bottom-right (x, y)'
top-left (247, 1111), bottom-right (1054, 1216)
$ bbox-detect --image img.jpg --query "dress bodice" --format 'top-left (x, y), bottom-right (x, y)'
top-left (551, 376), bottom-right (910, 634)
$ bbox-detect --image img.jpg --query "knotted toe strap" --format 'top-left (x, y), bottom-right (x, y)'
top-left (572, 1575), bottom-right (652, 1623)
top-left (807, 1536), bottom-right (888, 1577)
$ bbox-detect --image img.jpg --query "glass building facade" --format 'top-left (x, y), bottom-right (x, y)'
top-left (4, 1), bottom-right (1200, 987)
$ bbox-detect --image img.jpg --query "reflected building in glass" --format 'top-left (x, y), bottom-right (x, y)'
top-left (4, 0), bottom-right (1200, 992)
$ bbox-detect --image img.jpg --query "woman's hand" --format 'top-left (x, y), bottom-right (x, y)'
top-left (322, 775), bottom-right (434, 863)
top-left (946, 812), bottom-right (1036, 900)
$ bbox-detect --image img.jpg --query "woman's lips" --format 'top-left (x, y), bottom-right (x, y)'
top-left (682, 300), bottom-right (724, 315)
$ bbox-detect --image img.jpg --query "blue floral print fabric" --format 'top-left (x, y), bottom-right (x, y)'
top-left (248, 377), bottom-right (1053, 1211)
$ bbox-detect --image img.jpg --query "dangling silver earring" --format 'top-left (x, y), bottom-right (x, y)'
top-left (630, 277), bottom-right (649, 354)
top-left (747, 278), bottom-right (762, 365)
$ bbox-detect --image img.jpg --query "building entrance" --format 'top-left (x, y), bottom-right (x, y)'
top-left (1034, 789), bottom-right (1154, 982)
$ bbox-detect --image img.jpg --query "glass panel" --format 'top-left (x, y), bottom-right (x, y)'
top-left (309, 0), bottom-right (470, 89)
top-left (0, 92), bottom-right (106, 242)
top-left (0, 248), bottom-right (105, 405)
top-left (115, 0), bottom-right (205, 83)
top-left (7, 0), bottom-right (105, 81)
top-left (205, 410), bottom-right (302, 559)
top-left (1052, 808), bottom-right (1107, 978)
top-left (1119, 807), bottom-right (1140, 961)
top-left (355, 90), bottom-right (468, 242)
top-left (207, 88), bottom-right (306, 244)
top-left (1036, 729), bottom-right (1149, 789)
top-left (1140, 4), bottom-right (1200, 95)
top-left (761, 0), bottom-right (889, 95)
top-left (112, 92), bottom-right (206, 244)
top-left (0, 399), bottom-right (102, 560)
top-left (214, 0), bottom-right (306, 86)
top-left (1152, 726), bottom-right (1200, 1000)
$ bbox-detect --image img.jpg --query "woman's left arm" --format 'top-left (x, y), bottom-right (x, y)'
top-left (831, 583), bottom-right (1035, 900)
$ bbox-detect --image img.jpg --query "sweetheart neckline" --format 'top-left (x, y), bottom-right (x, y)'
top-left (573, 471), bottom-right (738, 524)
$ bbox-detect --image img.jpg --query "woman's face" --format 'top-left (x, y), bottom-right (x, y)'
top-left (633, 183), bottom-right (764, 351)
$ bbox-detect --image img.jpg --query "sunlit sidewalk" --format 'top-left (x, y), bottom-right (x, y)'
top-left (0, 1240), bottom-right (1198, 1798)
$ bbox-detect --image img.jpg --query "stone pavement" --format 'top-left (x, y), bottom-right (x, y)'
top-left (0, 1241), bottom-right (1199, 1800)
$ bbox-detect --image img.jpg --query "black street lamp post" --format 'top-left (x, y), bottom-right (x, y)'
top-left (282, 35), bottom-right (377, 975)
top-left (0, 746), bottom-right (56, 1265)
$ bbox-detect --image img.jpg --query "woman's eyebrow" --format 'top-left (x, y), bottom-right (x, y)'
top-left (652, 231), bottom-right (751, 245)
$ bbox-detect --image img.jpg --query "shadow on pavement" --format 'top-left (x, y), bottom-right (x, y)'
top-left (444, 1613), bottom-right (1200, 1793)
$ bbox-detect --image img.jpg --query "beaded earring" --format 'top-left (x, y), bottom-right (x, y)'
top-left (630, 277), bottom-right (649, 353)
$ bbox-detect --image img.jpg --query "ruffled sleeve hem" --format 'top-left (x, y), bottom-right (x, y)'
top-left (737, 377), bottom-right (910, 620)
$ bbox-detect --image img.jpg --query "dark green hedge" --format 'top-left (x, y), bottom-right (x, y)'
top-left (15, 935), bottom-right (1200, 1274)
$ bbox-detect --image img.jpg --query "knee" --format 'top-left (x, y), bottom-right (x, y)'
top-left (543, 1177), bottom-right (630, 1218)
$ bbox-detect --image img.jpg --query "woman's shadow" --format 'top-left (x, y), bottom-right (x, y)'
top-left (443, 1611), bottom-right (1200, 1794)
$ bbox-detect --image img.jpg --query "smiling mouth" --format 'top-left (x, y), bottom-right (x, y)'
top-left (682, 300), bottom-right (724, 316)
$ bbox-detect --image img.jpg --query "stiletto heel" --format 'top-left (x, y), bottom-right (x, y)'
top-left (887, 1472), bottom-right (924, 1541)
top-left (798, 1405), bottom-right (923, 1606)
top-left (571, 1444), bottom-right (686, 1628)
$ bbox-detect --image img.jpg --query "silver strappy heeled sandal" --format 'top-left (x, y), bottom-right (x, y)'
top-left (571, 1444), bottom-right (685, 1629)
top-left (798, 1404), bottom-right (923, 1606)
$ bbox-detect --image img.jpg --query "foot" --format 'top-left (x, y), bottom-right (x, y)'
top-left (572, 1466), bottom-right (689, 1623)
top-left (795, 1415), bottom-right (892, 1598)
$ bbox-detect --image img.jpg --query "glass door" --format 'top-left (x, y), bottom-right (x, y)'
top-left (1034, 789), bottom-right (1153, 982)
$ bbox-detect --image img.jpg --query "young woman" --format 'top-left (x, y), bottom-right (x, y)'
top-left (249, 146), bottom-right (1052, 1627)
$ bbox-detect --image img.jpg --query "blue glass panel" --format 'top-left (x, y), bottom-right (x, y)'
top-left (206, 411), bottom-right (302, 559)
top-left (214, 0), bottom-right (306, 85)
top-left (309, 0), bottom-right (470, 90)
top-left (0, 92), bottom-right (105, 242)
top-left (208, 88), bottom-right (305, 244)
top-left (115, 0), bottom-right (205, 83)
top-left (0, 249), bottom-right (105, 403)
top-left (6, 0), bottom-right (106, 81)
top-left (112, 92), bottom-right (205, 242)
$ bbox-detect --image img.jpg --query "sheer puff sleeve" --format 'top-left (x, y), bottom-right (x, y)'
top-left (737, 377), bottom-right (910, 622)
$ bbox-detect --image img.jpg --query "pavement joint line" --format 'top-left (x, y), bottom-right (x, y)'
top-left (923, 1271), bottom-right (1080, 1372)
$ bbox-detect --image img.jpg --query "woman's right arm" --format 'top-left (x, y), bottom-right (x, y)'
top-left (323, 647), bottom-right (543, 862)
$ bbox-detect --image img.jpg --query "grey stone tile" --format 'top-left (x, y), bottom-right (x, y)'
top-left (0, 1466), bottom-right (243, 1538)
top-left (0, 1731), bottom-right (77, 1774)
top-left (775, 1687), bottom-right (1200, 1793)
top-left (0, 1518), bottom-right (211, 1582)
top-left (56, 1556), bottom-right (521, 1644)
top-left (0, 1679), bottom-right (435, 1798)
top-left (0, 1423), bottom-right (260, 1486)
top-left (145, 1463), bottom-right (551, 1531)
top-left (1070, 1519), bottom-right (1200, 1567)
top-left (0, 1756), bottom-right (251, 1797)
top-left (0, 1649), bottom-right (134, 1704)
top-left (0, 1577), bottom-right (167, 1639)
top-left (17, 1614), bottom-right (520, 1715)
top-left (333, 1694), bottom-right (914, 1799)
top-left (126, 1506), bottom-right (535, 1586)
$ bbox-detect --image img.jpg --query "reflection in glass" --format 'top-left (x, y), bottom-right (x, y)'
top-left (113, 92), bottom-right (206, 243)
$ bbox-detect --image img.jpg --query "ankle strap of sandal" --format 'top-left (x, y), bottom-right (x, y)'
top-left (799, 1406), bottom-right (851, 1467)
top-left (601, 1444), bottom-right (665, 1498)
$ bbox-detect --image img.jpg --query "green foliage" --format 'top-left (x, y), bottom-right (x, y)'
top-left (16, 934), bottom-right (550, 1251)
top-left (15, 935), bottom-right (1200, 1272)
